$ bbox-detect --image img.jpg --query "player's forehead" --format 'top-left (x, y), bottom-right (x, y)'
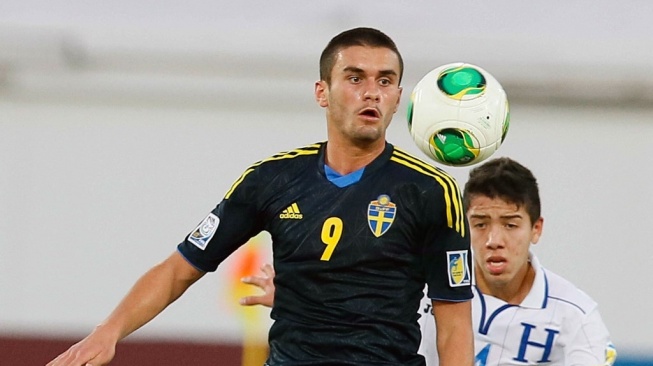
top-left (466, 195), bottom-right (526, 219)
top-left (331, 45), bottom-right (401, 77)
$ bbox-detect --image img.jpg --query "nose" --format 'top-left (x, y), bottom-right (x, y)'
top-left (485, 228), bottom-right (504, 249)
top-left (363, 80), bottom-right (380, 101)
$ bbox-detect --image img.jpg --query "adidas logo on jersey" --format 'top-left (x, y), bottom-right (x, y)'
top-left (280, 203), bottom-right (303, 219)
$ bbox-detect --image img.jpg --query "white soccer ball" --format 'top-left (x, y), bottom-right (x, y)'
top-left (407, 62), bottom-right (510, 167)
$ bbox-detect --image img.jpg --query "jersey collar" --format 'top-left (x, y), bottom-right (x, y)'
top-left (317, 141), bottom-right (394, 180)
top-left (519, 252), bottom-right (549, 309)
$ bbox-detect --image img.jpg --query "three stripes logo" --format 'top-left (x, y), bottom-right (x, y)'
top-left (279, 202), bottom-right (303, 220)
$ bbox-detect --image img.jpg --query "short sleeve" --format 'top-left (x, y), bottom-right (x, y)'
top-left (565, 307), bottom-right (617, 366)
top-left (177, 167), bottom-right (265, 272)
top-left (420, 181), bottom-right (473, 302)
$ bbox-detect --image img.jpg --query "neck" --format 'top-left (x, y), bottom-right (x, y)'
top-left (325, 138), bottom-right (385, 175)
top-left (476, 263), bottom-right (535, 305)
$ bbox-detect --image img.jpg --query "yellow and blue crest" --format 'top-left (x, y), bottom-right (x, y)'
top-left (604, 342), bottom-right (618, 366)
top-left (447, 250), bottom-right (471, 287)
top-left (367, 194), bottom-right (396, 237)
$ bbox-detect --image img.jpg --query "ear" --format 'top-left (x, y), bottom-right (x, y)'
top-left (530, 217), bottom-right (544, 245)
top-left (315, 80), bottom-right (329, 107)
top-left (393, 86), bottom-right (403, 113)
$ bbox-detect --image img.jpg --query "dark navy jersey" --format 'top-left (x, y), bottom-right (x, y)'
top-left (178, 142), bottom-right (472, 365)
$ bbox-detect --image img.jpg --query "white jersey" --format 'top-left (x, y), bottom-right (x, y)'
top-left (418, 254), bottom-right (616, 366)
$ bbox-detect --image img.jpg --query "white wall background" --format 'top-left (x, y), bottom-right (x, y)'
top-left (1, 0), bottom-right (652, 357)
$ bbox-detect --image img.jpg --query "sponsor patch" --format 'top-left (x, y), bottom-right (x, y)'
top-left (367, 194), bottom-right (396, 237)
top-left (447, 250), bottom-right (471, 287)
top-left (188, 213), bottom-right (219, 250)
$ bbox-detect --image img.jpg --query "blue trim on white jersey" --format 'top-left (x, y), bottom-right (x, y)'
top-left (542, 261), bottom-right (587, 314)
top-left (547, 295), bottom-right (587, 314)
top-left (476, 255), bottom-right (589, 336)
top-left (476, 286), bottom-right (517, 335)
top-left (542, 270), bottom-right (549, 308)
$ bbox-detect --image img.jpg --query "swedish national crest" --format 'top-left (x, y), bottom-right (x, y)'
top-left (367, 194), bottom-right (396, 237)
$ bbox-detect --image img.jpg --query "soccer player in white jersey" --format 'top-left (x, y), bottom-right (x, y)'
top-left (240, 157), bottom-right (617, 366)
top-left (416, 157), bottom-right (616, 365)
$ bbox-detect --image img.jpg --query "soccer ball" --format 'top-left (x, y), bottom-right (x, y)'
top-left (407, 62), bottom-right (510, 167)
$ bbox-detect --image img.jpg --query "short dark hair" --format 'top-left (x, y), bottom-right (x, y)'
top-left (463, 157), bottom-right (541, 225)
top-left (319, 27), bottom-right (404, 84)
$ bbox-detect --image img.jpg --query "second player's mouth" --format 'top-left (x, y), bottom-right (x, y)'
top-left (486, 257), bottom-right (507, 274)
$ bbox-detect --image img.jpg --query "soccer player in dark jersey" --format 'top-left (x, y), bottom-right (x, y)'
top-left (243, 158), bottom-right (617, 365)
top-left (47, 27), bottom-right (474, 366)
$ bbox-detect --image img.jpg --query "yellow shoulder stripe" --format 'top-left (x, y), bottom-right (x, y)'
top-left (224, 144), bottom-right (321, 199)
top-left (391, 148), bottom-right (465, 237)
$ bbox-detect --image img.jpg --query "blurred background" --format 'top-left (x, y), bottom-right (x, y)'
top-left (1, 1), bottom-right (652, 365)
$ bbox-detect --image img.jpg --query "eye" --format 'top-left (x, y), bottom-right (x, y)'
top-left (472, 222), bottom-right (486, 229)
top-left (379, 78), bottom-right (391, 86)
top-left (349, 76), bottom-right (361, 83)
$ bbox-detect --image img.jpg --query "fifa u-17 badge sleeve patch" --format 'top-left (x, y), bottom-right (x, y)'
top-left (188, 213), bottom-right (220, 250)
top-left (447, 250), bottom-right (471, 287)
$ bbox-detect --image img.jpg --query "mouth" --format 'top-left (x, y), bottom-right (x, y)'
top-left (358, 107), bottom-right (381, 120)
top-left (486, 256), bottom-right (507, 274)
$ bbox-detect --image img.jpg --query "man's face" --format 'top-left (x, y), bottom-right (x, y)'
top-left (468, 195), bottom-right (543, 290)
top-left (315, 45), bottom-right (402, 143)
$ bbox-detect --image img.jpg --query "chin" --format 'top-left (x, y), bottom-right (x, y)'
top-left (486, 273), bottom-right (511, 287)
top-left (355, 128), bottom-right (384, 142)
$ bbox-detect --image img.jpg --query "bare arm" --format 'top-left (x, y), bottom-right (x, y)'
top-left (47, 251), bottom-right (205, 366)
top-left (432, 299), bottom-right (474, 366)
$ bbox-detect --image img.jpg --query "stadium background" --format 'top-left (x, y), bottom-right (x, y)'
top-left (1, 1), bottom-right (652, 365)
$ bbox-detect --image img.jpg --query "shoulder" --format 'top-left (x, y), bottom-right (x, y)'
top-left (224, 142), bottom-right (322, 200)
top-left (240, 142), bottom-right (323, 177)
top-left (387, 146), bottom-right (466, 231)
top-left (251, 142), bottom-right (323, 170)
top-left (544, 267), bottom-right (599, 315)
top-left (388, 145), bottom-right (461, 189)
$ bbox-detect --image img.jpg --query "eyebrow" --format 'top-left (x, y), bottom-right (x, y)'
top-left (469, 213), bottom-right (523, 220)
top-left (343, 66), bottom-right (398, 78)
top-left (468, 214), bottom-right (489, 220)
top-left (501, 214), bottom-right (523, 220)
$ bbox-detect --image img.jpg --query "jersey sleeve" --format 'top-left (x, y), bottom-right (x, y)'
top-left (420, 178), bottom-right (473, 302)
top-left (565, 307), bottom-right (617, 366)
top-left (177, 166), bottom-right (265, 272)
